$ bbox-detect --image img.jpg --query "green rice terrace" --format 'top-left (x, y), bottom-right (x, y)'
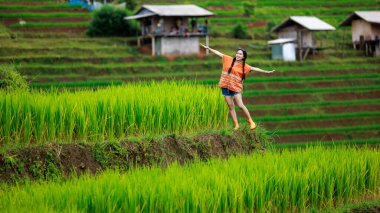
top-left (0, 0), bottom-right (380, 212)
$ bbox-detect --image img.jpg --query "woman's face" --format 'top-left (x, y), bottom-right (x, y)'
top-left (235, 50), bottom-right (245, 61)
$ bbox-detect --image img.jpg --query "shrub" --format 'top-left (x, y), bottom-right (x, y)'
top-left (266, 21), bottom-right (275, 32)
top-left (242, 1), bottom-right (255, 17)
top-left (0, 65), bottom-right (28, 91)
top-left (230, 23), bottom-right (251, 39)
top-left (86, 5), bottom-right (138, 37)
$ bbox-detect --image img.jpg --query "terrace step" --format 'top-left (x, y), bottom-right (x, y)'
top-left (0, 8), bottom-right (89, 13)
top-left (11, 26), bottom-right (87, 33)
top-left (243, 90), bottom-right (380, 105)
top-left (0, 17), bottom-right (91, 25)
top-left (260, 117), bottom-right (380, 130)
top-left (13, 61), bottom-right (380, 76)
top-left (246, 78), bottom-right (380, 90)
top-left (0, 2), bottom-right (55, 6)
top-left (275, 130), bottom-right (379, 144)
top-left (242, 103), bottom-right (380, 117)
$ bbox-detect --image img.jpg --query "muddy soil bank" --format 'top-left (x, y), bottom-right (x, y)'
top-left (0, 129), bottom-right (270, 183)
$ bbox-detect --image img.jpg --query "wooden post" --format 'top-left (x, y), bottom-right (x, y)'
top-left (321, 32), bottom-right (323, 48)
top-left (137, 36), bottom-right (141, 47)
top-left (311, 32), bottom-right (315, 57)
top-left (342, 28), bottom-right (346, 58)
top-left (206, 35), bottom-right (209, 55)
top-left (152, 36), bottom-right (155, 56)
top-left (298, 29), bottom-right (303, 61)
top-left (334, 30), bottom-right (337, 51)
top-left (161, 18), bottom-right (164, 35)
top-left (303, 48), bottom-right (310, 60)
top-left (325, 31), bottom-right (328, 48)
top-left (311, 32), bottom-right (314, 47)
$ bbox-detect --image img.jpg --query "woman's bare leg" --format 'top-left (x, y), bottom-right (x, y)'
top-left (224, 96), bottom-right (239, 129)
top-left (234, 94), bottom-right (256, 130)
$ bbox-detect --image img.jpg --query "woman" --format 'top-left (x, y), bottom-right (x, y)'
top-left (200, 44), bottom-right (275, 130)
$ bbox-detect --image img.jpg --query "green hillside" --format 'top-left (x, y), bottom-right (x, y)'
top-left (0, 0), bottom-right (379, 145)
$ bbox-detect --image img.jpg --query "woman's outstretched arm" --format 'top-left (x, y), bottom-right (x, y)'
top-left (251, 66), bottom-right (275, 74)
top-left (200, 43), bottom-right (223, 58)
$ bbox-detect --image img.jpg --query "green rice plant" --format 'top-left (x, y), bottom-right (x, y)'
top-left (0, 81), bottom-right (227, 145)
top-left (0, 146), bottom-right (378, 212)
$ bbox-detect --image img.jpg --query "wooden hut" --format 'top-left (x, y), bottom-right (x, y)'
top-left (339, 11), bottom-right (380, 57)
top-left (125, 5), bottom-right (213, 56)
top-left (271, 16), bottom-right (336, 60)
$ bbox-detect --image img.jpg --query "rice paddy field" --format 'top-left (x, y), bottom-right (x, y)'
top-left (0, 81), bottom-right (227, 145)
top-left (1, 0), bottom-right (380, 212)
top-left (1, 0), bottom-right (380, 145)
top-left (1, 146), bottom-right (379, 212)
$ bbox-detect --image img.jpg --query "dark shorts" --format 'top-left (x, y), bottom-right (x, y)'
top-left (221, 88), bottom-right (240, 96)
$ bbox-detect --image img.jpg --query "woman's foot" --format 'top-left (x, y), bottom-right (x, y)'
top-left (248, 119), bottom-right (256, 130)
top-left (233, 120), bottom-right (239, 130)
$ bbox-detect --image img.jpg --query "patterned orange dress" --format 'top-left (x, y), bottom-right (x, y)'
top-left (219, 55), bottom-right (252, 92)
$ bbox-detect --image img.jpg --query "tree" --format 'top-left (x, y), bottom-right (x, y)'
top-left (87, 5), bottom-right (138, 37)
top-left (125, 0), bottom-right (136, 11)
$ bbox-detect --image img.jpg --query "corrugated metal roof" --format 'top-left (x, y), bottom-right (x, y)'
top-left (125, 4), bottom-right (213, 20)
top-left (272, 16), bottom-right (336, 32)
top-left (142, 4), bottom-right (213, 17)
top-left (268, 38), bottom-right (296, 45)
top-left (124, 11), bottom-right (155, 20)
top-left (340, 11), bottom-right (380, 26)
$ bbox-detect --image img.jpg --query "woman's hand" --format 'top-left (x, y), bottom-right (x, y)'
top-left (251, 67), bottom-right (276, 73)
top-left (200, 43), bottom-right (209, 49)
top-left (200, 43), bottom-right (223, 58)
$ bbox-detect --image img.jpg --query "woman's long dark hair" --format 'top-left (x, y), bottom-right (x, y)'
top-left (227, 48), bottom-right (247, 80)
